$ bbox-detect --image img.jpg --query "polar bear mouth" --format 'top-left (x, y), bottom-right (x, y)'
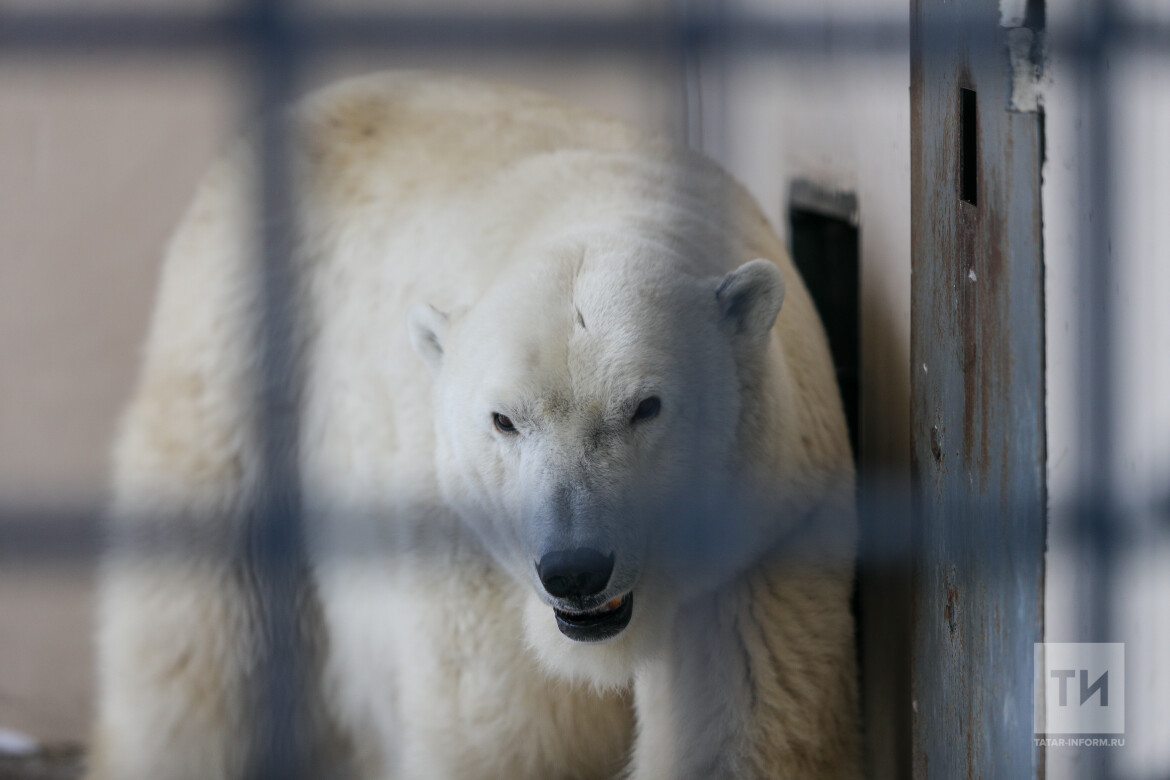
top-left (553, 593), bottom-right (633, 643)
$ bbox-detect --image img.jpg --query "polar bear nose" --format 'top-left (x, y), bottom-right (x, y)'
top-left (536, 548), bottom-right (614, 599)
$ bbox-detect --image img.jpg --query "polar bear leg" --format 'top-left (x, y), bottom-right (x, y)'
top-left (629, 562), bottom-right (859, 780)
top-left (629, 593), bottom-right (751, 780)
top-left (87, 553), bottom-right (256, 780)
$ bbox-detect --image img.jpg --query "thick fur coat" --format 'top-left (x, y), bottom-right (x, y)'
top-left (89, 72), bottom-right (860, 779)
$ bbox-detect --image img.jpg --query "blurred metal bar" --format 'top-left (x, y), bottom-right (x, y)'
top-left (0, 11), bottom-right (1014, 59)
top-left (0, 1), bottom-right (1158, 777)
top-left (0, 10), bottom-right (900, 57)
top-left (244, 0), bottom-right (309, 776)
top-left (0, 9), bottom-right (1166, 60)
top-left (1070, 0), bottom-right (1118, 775)
top-left (0, 9), bottom-right (1160, 59)
top-left (1077, 0), bottom-right (1117, 642)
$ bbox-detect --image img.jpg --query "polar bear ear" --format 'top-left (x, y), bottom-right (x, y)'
top-left (408, 303), bottom-right (450, 375)
top-left (715, 258), bottom-right (786, 343)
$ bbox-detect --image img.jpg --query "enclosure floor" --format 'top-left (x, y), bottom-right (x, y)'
top-left (0, 744), bottom-right (83, 780)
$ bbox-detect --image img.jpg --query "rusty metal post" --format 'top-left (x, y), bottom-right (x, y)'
top-left (910, 0), bottom-right (1047, 777)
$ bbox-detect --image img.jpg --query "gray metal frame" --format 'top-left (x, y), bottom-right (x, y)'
top-left (1, 0), bottom-right (1164, 777)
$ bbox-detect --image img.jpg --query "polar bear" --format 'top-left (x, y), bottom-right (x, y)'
top-left (89, 72), bottom-right (859, 779)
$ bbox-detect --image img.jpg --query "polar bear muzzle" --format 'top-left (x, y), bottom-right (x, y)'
top-left (553, 593), bottom-right (634, 643)
top-left (535, 548), bottom-right (633, 642)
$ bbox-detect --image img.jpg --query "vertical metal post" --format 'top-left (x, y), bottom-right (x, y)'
top-left (1077, 0), bottom-right (1116, 648)
top-left (245, 0), bottom-right (308, 776)
top-left (910, 0), bottom-right (1047, 777)
top-left (1072, 0), bottom-right (1117, 776)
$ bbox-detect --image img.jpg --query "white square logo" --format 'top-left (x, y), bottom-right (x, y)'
top-left (1035, 643), bottom-right (1125, 734)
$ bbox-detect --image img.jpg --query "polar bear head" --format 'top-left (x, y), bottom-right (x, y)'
top-left (408, 237), bottom-right (786, 687)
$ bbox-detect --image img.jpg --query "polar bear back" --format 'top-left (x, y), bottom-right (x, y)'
top-left (119, 69), bottom-right (850, 554)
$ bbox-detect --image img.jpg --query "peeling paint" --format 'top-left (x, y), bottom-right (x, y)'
top-left (999, 0), bottom-right (1028, 28)
top-left (1008, 27), bottom-right (1044, 113)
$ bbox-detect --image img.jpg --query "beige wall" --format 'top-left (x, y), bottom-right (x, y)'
top-left (0, 54), bottom-right (240, 741)
top-left (0, 1), bottom-right (911, 752)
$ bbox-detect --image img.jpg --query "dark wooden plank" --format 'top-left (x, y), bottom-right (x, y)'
top-left (910, 0), bottom-right (1046, 778)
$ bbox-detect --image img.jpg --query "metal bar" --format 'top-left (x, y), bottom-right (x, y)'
top-left (2, 9), bottom-right (1161, 60)
top-left (909, 0), bottom-right (1047, 776)
top-left (244, 0), bottom-right (308, 776)
top-left (1070, 0), bottom-right (1118, 775)
top-left (0, 1), bottom-right (1151, 777)
top-left (0, 11), bottom-right (902, 57)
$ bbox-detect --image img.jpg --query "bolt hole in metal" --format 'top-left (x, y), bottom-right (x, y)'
top-left (959, 87), bottom-right (978, 206)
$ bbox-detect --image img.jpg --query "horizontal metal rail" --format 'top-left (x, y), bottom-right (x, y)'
top-left (0, 9), bottom-right (1166, 59)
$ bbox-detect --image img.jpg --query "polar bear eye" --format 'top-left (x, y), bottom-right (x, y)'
top-left (631, 396), bottom-right (661, 424)
top-left (492, 412), bottom-right (518, 434)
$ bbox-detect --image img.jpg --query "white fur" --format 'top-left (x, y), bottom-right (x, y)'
top-left (89, 72), bottom-right (859, 779)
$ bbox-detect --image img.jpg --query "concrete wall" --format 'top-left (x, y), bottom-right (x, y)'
top-left (0, 54), bottom-right (240, 741)
top-left (1043, 2), bottom-right (1170, 778)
